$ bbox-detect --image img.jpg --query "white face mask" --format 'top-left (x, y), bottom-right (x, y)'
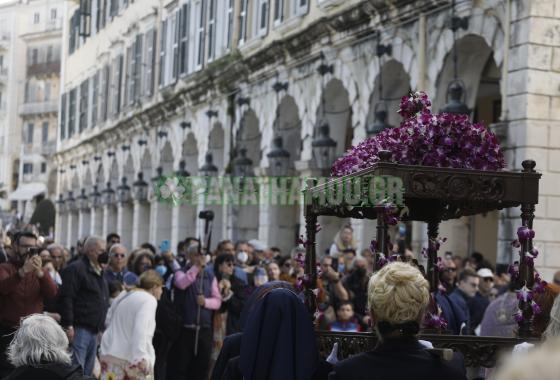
top-left (237, 251), bottom-right (248, 264)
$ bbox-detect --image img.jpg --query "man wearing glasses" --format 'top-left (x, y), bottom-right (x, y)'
top-left (449, 269), bottom-right (480, 335)
top-left (103, 244), bottom-right (129, 284)
top-left (0, 227), bottom-right (57, 378)
top-left (440, 256), bottom-right (458, 295)
top-left (468, 268), bottom-right (495, 333)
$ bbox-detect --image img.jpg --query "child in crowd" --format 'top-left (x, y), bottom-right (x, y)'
top-left (329, 302), bottom-right (361, 332)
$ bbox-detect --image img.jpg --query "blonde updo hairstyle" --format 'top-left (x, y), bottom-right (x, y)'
top-left (368, 262), bottom-right (430, 327)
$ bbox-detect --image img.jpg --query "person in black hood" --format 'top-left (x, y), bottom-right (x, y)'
top-left (3, 314), bottom-right (93, 380)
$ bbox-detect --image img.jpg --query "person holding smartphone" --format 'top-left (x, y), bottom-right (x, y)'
top-left (0, 227), bottom-right (57, 378)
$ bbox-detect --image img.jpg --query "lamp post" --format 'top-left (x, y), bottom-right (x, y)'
top-left (77, 189), bottom-right (89, 211)
top-left (441, 0), bottom-right (470, 115)
top-left (367, 43), bottom-right (393, 137)
top-left (199, 153), bottom-right (218, 177)
top-left (66, 191), bottom-right (76, 212)
top-left (312, 52), bottom-right (337, 170)
top-left (55, 194), bottom-right (65, 212)
top-left (132, 172), bottom-right (148, 202)
top-left (233, 148), bottom-right (253, 177)
top-left (102, 182), bottom-right (116, 205)
top-left (117, 177), bottom-right (131, 204)
top-left (267, 136), bottom-right (290, 177)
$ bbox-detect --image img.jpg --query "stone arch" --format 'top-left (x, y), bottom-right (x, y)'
top-left (433, 34), bottom-right (495, 112)
top-left (237, 109), bottom-right (262, 168)
top-left (159, 141), bottom-right (174, 174)
top-left (272, 95), bottom-right (302, 165)
top-left (208, 122), bottom-right (225, 172)
top-left (181, 132), bottom-right (199, 175)
top-left (367, 59), bottom-right (412, 131)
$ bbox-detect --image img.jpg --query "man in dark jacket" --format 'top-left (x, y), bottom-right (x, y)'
top-left (59, 236), bottom-right (109, 376)
top-left (449, 269), bottom-right (479, 335)
top-left (0, 227), bottom-right (57, 378)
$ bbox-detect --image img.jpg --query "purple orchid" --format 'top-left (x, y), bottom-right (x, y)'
top-left (517, 226), bottom-right (535, 242)
top-left (531, 301), bottom-right (542, 315)
top-left (514, 311), bottom-right (524, 324)
top-left (423, 313), bottom-right (448, 330)
top-left (517, 286), bottom-right (533, 303)
top-left (369, 240), bottom-right (377, 253)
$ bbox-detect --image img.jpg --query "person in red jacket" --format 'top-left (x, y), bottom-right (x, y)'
top-left (0, 227), bottom-right (57, 378)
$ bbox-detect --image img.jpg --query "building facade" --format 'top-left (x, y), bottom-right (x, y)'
top-left (55, 0), bottom-right (560, 279)
top-left (0, 0), bottom-right (64, 227)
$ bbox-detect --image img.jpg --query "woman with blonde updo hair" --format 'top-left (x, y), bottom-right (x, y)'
top-left (330, 262), bottom-right (466, 380)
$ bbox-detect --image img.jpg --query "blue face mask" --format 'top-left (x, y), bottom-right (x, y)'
top-left (155, 265), bottom-right (167, 277)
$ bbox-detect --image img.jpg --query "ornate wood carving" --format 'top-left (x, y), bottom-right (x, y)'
top-left (315, 331), bottom-right (535, 368)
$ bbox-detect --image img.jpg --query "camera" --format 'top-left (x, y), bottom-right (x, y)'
top-left (24, 247), bottom-right (42, 258)
top-left (198, 210), bottom-right (215, 221)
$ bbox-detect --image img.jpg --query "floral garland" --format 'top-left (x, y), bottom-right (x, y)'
top-left (331, 91), bottom-right (506, 176)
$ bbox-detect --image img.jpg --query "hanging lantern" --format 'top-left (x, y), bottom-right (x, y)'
top-left (267, 136), bottom-right (290, 177)
top-left (441, 79), bottom-right (470, 115)
top-left (102, 182), bottom-right (115, 205)
top-left (132, 172), bottom-right (148, 202)
top-left (77, 188), bottom-right (89, 210)
top-left (233, 148), bottom-right (253, 177)
top-left (89, 184), bottom-right (102, 208)
top-left (367, 102), bottom-right (393, 137)
top-left (175, 160), bottom-right (190, 177)
top-left (66, 191), bottom-right (76, 211)
top-left (117, 177), bottom-right (131, 204)
top-left (199, 153), bottom-right (218, 177)
top-left (312, 122), bottom-right (337, 170)
top-left (55, 194), bottom-right (65, 212)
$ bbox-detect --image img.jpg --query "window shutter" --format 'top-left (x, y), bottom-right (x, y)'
top-left (134, 34), bottom-right (142, 102)
top-left (125, 44), bottom-right (132, 106)
top-left (144, 29), bottom-right (154, 96)
top-left (59, 93), bottom-right (67, 140)
top-left (179, 4), bottom-right (190, 75)
top-left (159, 19), bottom-right (167, 87)
top-left (91, 72), bottom-right (98, 127)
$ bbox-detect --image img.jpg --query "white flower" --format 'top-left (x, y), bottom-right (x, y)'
top-left (160, 177), bottom-right (185, 199)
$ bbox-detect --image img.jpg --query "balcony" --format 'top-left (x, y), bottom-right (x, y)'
top-left (25, 18), bottom-right (63, 35)
top-left (18, 100), bottom-right (58, 116)
top-left (27, 61), bottom-right (61, 77)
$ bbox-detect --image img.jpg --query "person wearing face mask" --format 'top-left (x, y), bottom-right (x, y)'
top-left (0, 227), bottom-right (57, 378)
top-left (59, 236), bottom-right (110, 377)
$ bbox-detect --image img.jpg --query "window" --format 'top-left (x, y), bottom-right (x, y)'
top-left (42, 122), bottom-right (49, 143)
top-left (60, 93), bottom-right (67, 140)
top-left (79, 80), bottom-right (89, 131)
top-left (68, 88), bottom-right (77, 136)
top-left (110, 55), bottom-right (123, 116)
top-left (144, 28), bottom-right (156, 96)
top-left (195, 1), bottom-right (205, 68)
top-left (293, 0), bottom-right (308, 16)
top-left (133, 34), bottom-right (143, 102)
top-left (238, 0), bottom-right (248, 44)
top-left (158, 19), bottom-right (167, 87)
top-left (26, 123), bottom-right (34, 144)
top-left (23, 163), bottom-right (33, 174)
top-left (179, 4), bottom-right (190, 75)
top-left (171, 12), bottom-right (179, 81)
top-left (32, 48), bottom-right (38, 64)
top-left (100, 65), bottom-right (110, 121)
top-left (273, 0), bottom-right (283, 24)
top-left (91, 73), bottom-right (98, 126)
top-left (41, 162), bottom-right (47, 173)
top-left (207, 0), bottom-right (216, 60)
top-left (0, 55), bottom-right (4, 68)
top-left (257, 0), bottom-right (268, 36)
top-left (47, 46), bottom-right (53, 62)
top-left (124, 44), bottom-right (132, 105)
top-left (225, 0), bottom-right (234, 50)
top-left (45, 83), bottom-right (51, 101)
top-left (33, 13), bottom-right (40, 24)
top-left (50, 8), bottom-right (57, 20)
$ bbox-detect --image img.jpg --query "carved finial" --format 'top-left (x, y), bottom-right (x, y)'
top-left (378, 150), bottom-right (392, 162)
top-left (522, 159), bottom-right (536, 173)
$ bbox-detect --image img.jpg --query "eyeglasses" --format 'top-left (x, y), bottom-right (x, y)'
top-left (483, 277), bottom-right (494, 282)
top-left (113, 254), bottom-right (126, 258)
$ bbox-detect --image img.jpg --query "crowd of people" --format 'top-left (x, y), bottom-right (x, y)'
top-left (1, 222), bottom-right (560, 380)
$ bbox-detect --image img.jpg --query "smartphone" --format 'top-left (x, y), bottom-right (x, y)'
top-left (159, 240), bottom-right (171, 253)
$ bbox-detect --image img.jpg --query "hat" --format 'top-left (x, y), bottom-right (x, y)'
top-left (248, 239), bottom-right (266, 252)
top-left (477, 268), bottom-right (494, 279)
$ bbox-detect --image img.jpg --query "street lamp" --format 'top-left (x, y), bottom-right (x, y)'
top-left (199, 153), bottom-right (218, 177)
top-left (77, 188), bottom-right (89, 210)
top-left (117, 177), bottom-right (131, 204)
top-left (312, 123), bottom-right (337, 171)
top-left (175, 160), bottom-right (190, 177)
top-left (66, 191), bottom-right (76, 211)
top-left (312, 52), bottom-right (337, 170)
top-left (132, 172), bottom-right (148, 202)
top-left (102, 182), bottom-right (115, 205)
top-left (55, 194), bottom-right (65, 212)
top-left (89, 184), bottom-right (102, 208)
top-left (367, 43), bottom-right (393, 137)
top-left (233, 148), bottom-right (253, 177)
top-left (267, 136), bottom-right (290, 177)
top-left (441, 0), bottom-right (470, 115)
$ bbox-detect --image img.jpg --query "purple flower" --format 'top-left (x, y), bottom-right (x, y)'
top-left (369, 240), bottom-right (377, 253)
top-left (517, 286), bottom-right (533, 302)
top-left (508, 263), bottom-right (520, 280)
top-left (424, 313), bottom-right (448, 330)
top-left (532, 301), bottom-right (542, 315)
top-left (517, 226), bottom-right (535, 242)
top-left (524, 255), bottom-right (535, 268)
top-left (511, 240), bottom-right (521, 248)
top-left (529, 248), bottom-right (539, 258)
top-left (315, 223), bottom-right (322, 233)
top-left (377, 253), bottom-right (388, 269)
top-left (514, 310), bottom-right (524, 324)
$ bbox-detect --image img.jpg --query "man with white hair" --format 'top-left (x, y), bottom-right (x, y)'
top-left (3, 314), bottom-right (93, 380)
top-left (59, 236), bottom-right (109, 376)
top-left (103, 244), bottom-right (129, 284)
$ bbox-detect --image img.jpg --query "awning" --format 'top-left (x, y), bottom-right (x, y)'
top-left (9, 182), bottom-right (47, 201)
